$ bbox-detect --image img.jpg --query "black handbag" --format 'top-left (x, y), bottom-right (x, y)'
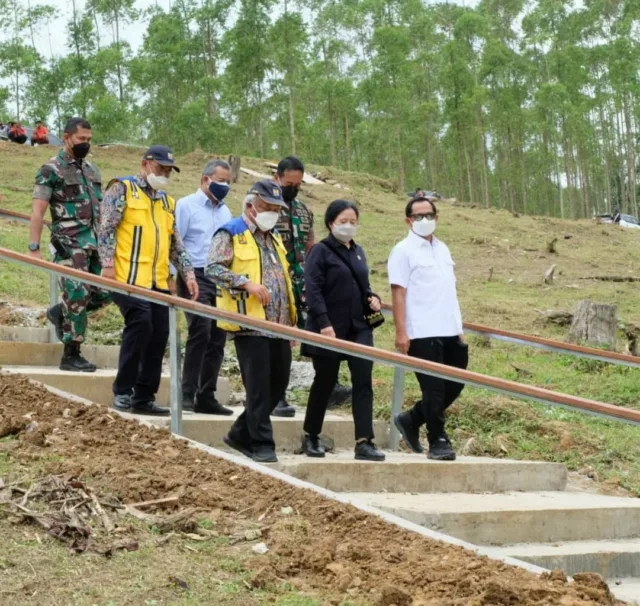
top-left (320, 242), bottom-right (385, 329)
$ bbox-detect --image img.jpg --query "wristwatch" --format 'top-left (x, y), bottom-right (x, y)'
top-left (28, 242), bottom-right (40, 251)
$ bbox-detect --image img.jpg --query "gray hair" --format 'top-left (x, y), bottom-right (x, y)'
top-left (243, 194), bottom-right (257, 211)
top-left (202, 159), bottom-right (230, 177)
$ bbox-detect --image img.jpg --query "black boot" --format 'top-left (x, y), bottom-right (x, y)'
top-left (113, 394), bottom-right (131, 411)
top-left (272, 399), bottom-right (296, 418)
top-left (428, 436), bottom-right (456, 461)
top-left (327, 382), bottom-right (352, 409)
top-left (303, 435), bottom-right (326, 458)
top-left (354, 440), bottom-right (386, 462)
top-left (46, 303), bottom-right (64, 343)
top-left (195, 395), bottom-right (233, 416)
top-left (59, 343), bottom-right (96, 373)
top-left (182, 395), bottom-right (195, 412)
top-left (393, 411), bottom-right (424, 454)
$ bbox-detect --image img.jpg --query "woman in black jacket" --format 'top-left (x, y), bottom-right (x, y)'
top-left (301, 200), bottom-right (385, 462)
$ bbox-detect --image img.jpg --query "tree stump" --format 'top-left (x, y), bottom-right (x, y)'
top-left (228, 155), bottom-right (241, 183)
top-left (568, 300), bottom-right (617, 348)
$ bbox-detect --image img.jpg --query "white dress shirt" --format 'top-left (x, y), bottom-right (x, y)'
top-left (175, 189), bottom-right (232, 269)
top-left (387, 230), bottom-right (463, 339)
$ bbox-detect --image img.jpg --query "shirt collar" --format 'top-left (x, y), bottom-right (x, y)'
top-left (408, 229), bottom-right (437, 248)
top-left (59, 148), bottom-right (81, 167)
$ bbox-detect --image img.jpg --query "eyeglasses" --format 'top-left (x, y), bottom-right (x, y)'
top-left (411, 213), bottom-right (436, 221)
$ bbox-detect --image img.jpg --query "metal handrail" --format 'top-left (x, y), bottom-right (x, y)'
top-left (2, 247), bottom-right (640, 449)
top-left (2, 207), bottom-right (637, 369)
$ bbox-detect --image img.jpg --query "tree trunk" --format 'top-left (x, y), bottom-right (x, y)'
top-left (568, 300), bottom-right (618, 348)
top-left (288, 88), bottom-right (296, 155)
top-left (114, 11), bottom-right (124, 103)
top-left (623, 92), bottom-right (637, 214)
top-left (228, 155), bottom-right (241, 183)
top-left (344, 114), bottom-right (351, 171)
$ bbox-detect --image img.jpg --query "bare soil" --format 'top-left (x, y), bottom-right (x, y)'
top-left (0, 373), bottom-right (627, 606)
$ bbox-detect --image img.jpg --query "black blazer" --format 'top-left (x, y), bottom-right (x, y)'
top-left (302, 234), bottom-right (376, 357)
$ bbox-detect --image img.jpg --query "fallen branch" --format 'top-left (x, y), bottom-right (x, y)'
top-left (125, 496), bottom-right (179, 509)
top-left (580, 276), bottom-right (640, 283)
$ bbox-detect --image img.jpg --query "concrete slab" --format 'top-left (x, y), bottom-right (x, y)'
top-left (499, 539), bottom-right (640, 578)
top-left (143, 411), bottom-right (390, 451)
top-left (348, 491), bottom-right (640, 545)
top-left (0, 341), bottom-right (120, 368)
top-left (0, 365), bottom-right (230, 407)
top-left (0, 326), bottom-right (49, 343)
top-left (272, 452), bottom-right (567, 493)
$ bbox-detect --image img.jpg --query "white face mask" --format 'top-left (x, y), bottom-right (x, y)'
top-left (254, 210), bottom-right (279, 232)
top-left (332, 223), bottom-right (357, 243)
top-left (412, 218), bottom-right (436, 237)
top-left (147, 173), bottom-right (170, 190)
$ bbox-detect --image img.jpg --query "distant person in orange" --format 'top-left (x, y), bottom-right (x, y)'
top-left (31, 121), bottom-right (49, 145)
top-left (7, 122), bottom-right (27, 144)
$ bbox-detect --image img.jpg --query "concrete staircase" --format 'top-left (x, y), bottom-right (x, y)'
top-left (2, 334), bottom-right (640, 603)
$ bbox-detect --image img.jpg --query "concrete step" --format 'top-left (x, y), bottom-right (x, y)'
top-left (0, 341), bottom-right (120, 368)
top-left (497, 538), bottom-right (640, 578)
top-left (610, 579), bottom-right (640, 604)
top-left (0, 326), bottom-right (50, 343)
top-left (348, 491), bottom-right (640, 545)
top-left (0, 365), bottom-right (230, 408)
top-left (273, 452), bottom-right (567, 494)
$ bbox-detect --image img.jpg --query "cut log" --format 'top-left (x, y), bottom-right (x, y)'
top-left (547, 238), bottom-right (558, 254)
top-left (228, 155), bottom-right (241, 183)
top-left (568, 300), bottom-right (617, 348)
top-left (240, 167), bottom-right (271, 180)
top-left (535, 309), bottom-right (573, 327)
top-left (543, 265), bottom-right (557, 285)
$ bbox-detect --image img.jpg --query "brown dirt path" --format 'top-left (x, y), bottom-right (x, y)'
top-left (0, 373), bottom-right (626, 606)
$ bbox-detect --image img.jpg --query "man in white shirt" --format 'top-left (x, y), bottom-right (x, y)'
top-left (387, 192), bottom-right (468, 461)
top-left (175, 159), bottom-right (234, 415)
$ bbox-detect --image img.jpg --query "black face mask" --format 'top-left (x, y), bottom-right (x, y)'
top-left (71, 142), bottom-right (91, 159)
top-left (280, 184), bottom-right (299, 203)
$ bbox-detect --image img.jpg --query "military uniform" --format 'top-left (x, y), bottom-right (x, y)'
top-left (276, 199), bottom-right (314, 328)
top-left (33, 149), bottom-right (110, 344)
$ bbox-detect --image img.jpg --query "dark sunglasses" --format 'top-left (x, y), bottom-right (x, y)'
top-left (411, 212), bottom-right (436, 221)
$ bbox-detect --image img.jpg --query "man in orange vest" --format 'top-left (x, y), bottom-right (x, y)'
top-left (8, 122), bottom-right (27, 144)
top-left (31, 121), bottom-right (50, 145)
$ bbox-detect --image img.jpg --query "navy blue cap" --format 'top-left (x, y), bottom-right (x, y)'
top-left (248, 180), bottom-right (286, 207)
top-left (143, 145), bottom-right (180, 172)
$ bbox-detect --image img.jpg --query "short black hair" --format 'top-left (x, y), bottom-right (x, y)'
top-left (277, 156), bottom-right (304, 176)
top-left (405, 198), bottom-right (437, 218)
top-left (64, 117), bottom-right (91, 135)
top-left (325, 199), bottom-right (359, 229)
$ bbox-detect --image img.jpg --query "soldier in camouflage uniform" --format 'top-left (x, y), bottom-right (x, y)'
top-left (29, 117), bottom-right (110, 372)
top-left (273, 156), bottom-right (352, 417)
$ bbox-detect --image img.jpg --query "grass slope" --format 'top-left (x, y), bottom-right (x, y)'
top-left (1, 142), bottom-right (640, 493)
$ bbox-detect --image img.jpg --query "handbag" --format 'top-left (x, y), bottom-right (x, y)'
top-left (320, 241), bottom-right (385, 329)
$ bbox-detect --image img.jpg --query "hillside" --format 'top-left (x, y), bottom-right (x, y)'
top-left (1, 142), bottom-right (640, 494)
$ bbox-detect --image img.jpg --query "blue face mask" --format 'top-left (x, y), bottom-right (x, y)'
top-left (208, 180), bottom-right (230, 201)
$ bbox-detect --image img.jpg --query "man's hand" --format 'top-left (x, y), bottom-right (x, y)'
top-left (368, 296), bottom-right (381, 312)
top-left (186, 276), bottom-right (199, 301)
top-left (395, 331), bottom-right (410, 355)
top-left (101, 267), bottom-right (116, 280)
top-left (28, 249), bottom-right (42, 260)
top-left (244, 281), bottom-right (271, 305)
top-left (320, 326), bottom-right (336, 339)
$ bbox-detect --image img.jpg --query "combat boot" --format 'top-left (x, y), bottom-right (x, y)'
top-left (46, 303), bottom-right (64, 342)
top-left (59, 343), bottom-right (97, 373)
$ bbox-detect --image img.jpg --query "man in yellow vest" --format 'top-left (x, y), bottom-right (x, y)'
top-left (207, 180), bottom-right (296, 463)
top-left (98, 145), bottom-right (199, 416)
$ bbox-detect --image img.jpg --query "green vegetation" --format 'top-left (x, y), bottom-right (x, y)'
top-left (1, 0), bottom-right (639, 217)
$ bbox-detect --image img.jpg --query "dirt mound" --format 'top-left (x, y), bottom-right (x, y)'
top-left (0, 373), bottom-right (625, 606)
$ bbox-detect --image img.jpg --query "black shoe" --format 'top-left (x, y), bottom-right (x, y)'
top-left (327, 383), bottom-right (352, 409)
top-left (428, 437), bottom-right (456, 461)
top-left (272, 399), bottom-right (295, 418)
top-left (46, 304), bottom-right (64, 342)
top-left (195, 396), bottom-right (233, 416)
top-left (303, 435), bottom-right (326, 458)
top-left (129, 401), bottom-right (170, 416)
top-left (394, 412), bottom-right (424, 454)
top-left (182, 396), bottom-right (195, 412)
top-left (59, 344), bottom-right (96, 373)
top-left (223, 434), bottom-right (253, 459)
top-left (113, 394), bottom-right (131, 411)
top-left (252, 449), bottom-right (278, 463)
top-left (355, 440), bottom-right (386, 462)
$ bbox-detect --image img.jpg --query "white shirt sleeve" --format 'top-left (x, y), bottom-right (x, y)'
top-left (387, 244), bottom-right (410, 288)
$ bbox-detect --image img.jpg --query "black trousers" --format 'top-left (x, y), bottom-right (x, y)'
top-left (408, 336), bottom-right (469, 443)
top-left (177, 269), bottom-right (226, 403)
top-left (111, 290), bottom-right (169, 404)
top-left (304, 354), bottom-right (375, 441)
top-left (228, 336), bottom-right (292, 452)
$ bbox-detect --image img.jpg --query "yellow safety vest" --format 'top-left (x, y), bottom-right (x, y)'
top-left (112, 177), bottom-right (175, 291)
top-left (216, 217), bottom-right (297, 332)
